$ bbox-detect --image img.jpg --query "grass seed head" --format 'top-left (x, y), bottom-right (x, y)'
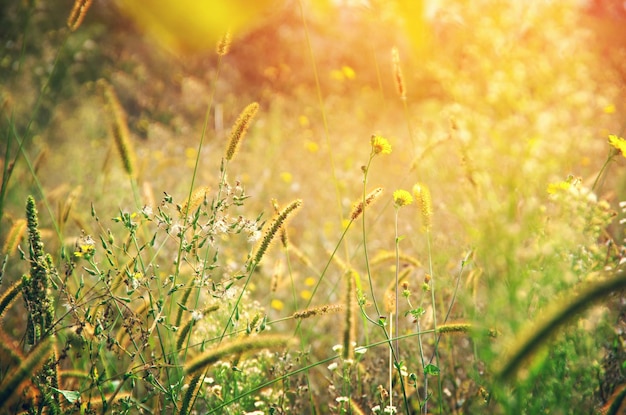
top-left (98, 79), bottom-right (137, 178)
top-left (253, 199), bottom-right (302, 265)
top-left (392, 47), bottom-right (406, 99)
top-left (350, 187), bottom-right (384, 221)
top-left (67, 0), bottom-right (93, 31)
top-left (216, 30), bottom-right (232, 56)
top-left (413, 183), bottom-right (433, 231)
top-left (225, 102), bottom-right (259, 161)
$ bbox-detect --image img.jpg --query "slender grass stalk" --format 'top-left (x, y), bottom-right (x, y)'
top-left (297, 0), bottom-right (349, 269)
top-left (168, 37), bottom-right (228, 392)
top-left (392, 47), bottom-right (416, 161)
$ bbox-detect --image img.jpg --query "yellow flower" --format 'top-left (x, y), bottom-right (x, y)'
top-left (609, 134), bottom-right (626, 157)
top-left (271, 299), bottom-right (284, 311)
top-left (393, 189), bottom-right (413, 207)
top-left (546, 181), bottom-right (571, 194)
top-left (370, 134), bottom-right (392, 155)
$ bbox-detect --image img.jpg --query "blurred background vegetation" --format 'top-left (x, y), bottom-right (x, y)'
top-left (2, 0), bottom-right (626, 413)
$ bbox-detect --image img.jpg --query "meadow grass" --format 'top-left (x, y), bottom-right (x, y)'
top-left (1, 0), bottom-right (626, 414)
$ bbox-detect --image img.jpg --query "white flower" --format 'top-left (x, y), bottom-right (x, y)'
top-left (332, 344), bottom-right (343, 352)
top-left (335, 396), bottom-right (349, 403)
top-left (354, 346), bottom-right (367, 355)
top-left (203, 377), bottom-right (214, 384)
top-left (214, 217), bottom-right (229, 234)
top-left (383, 405), bottom-right (397, 414)
top-left (372, 405), bottom-right (381, 413)
top-left (142, 205), bottom-right (153, 216)
top-left (327, 362), bottom-right (338, 371)
top-left (247, 229), bottom-right (262, 243)
top-left (191, 310), bottom-right (204, 321)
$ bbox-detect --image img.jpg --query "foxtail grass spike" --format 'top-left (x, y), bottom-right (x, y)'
top-left (184, 335), bottom-right (293, 375)
top-left (349, 398), bottom-right (367, 415)
top-left (496, 270), bottom-right (626, 381)
top-left (216, 30), bottom-right (232, 56)
top-left (252, 199), bottom-right (302, 265)
top-left (603, 384), bottom-right (626, 415)
top-left (413, 183), bottom-right (433, 232)
top-left (180, 186), bottom-right (211, 217)
top-left (179, 374), bottom-right (203, 415)
top-left (177, 305), bottom-right (219, 351)
top-left (67, 0), bottom-right (93, 31)
top-left (98, 79), bottom-right (137, 178)
top-left (436, 323), bottom-right (472, 334)
top-left (271, 199), bottom-right (289, 248)
top-left (225, 102), bottom-right (259, 161)
top-left (343, 269), bottom-right (357, 359)
top-left (292, 303), bottom-right (343, 319)
top-left (371, 250), bottom-right (421, 268)
top-left (0, 279), bottom-right (22, 321)
top-left (350, 187), bottom-right (383, 221)
top-left (2, 219), bottom-right (26, 256)
top-left (0, 327), bottom-right (25, 366)
top-left (392, 47), bottom-right (406, 100)
top-left (0, 335), bottom-right (55, 411)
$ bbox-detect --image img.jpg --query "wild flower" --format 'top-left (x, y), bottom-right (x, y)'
top-left (371, 134), bottom-right (392, 155)
top-left (247, 229), bottom-right (262, 243)
top-left (608, 134), bottom-right (626, 157)
top-left (73, 234), bottom-right (95, 259)
top-left (393, 189), bottom-right (413, 207)
top-left (354, 346), bottom-right (367, 355)
top-left (383, 405), bottom-right (397, 414)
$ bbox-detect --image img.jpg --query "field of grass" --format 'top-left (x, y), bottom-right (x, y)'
top-left (2, 0), bottom-right (626, 413)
